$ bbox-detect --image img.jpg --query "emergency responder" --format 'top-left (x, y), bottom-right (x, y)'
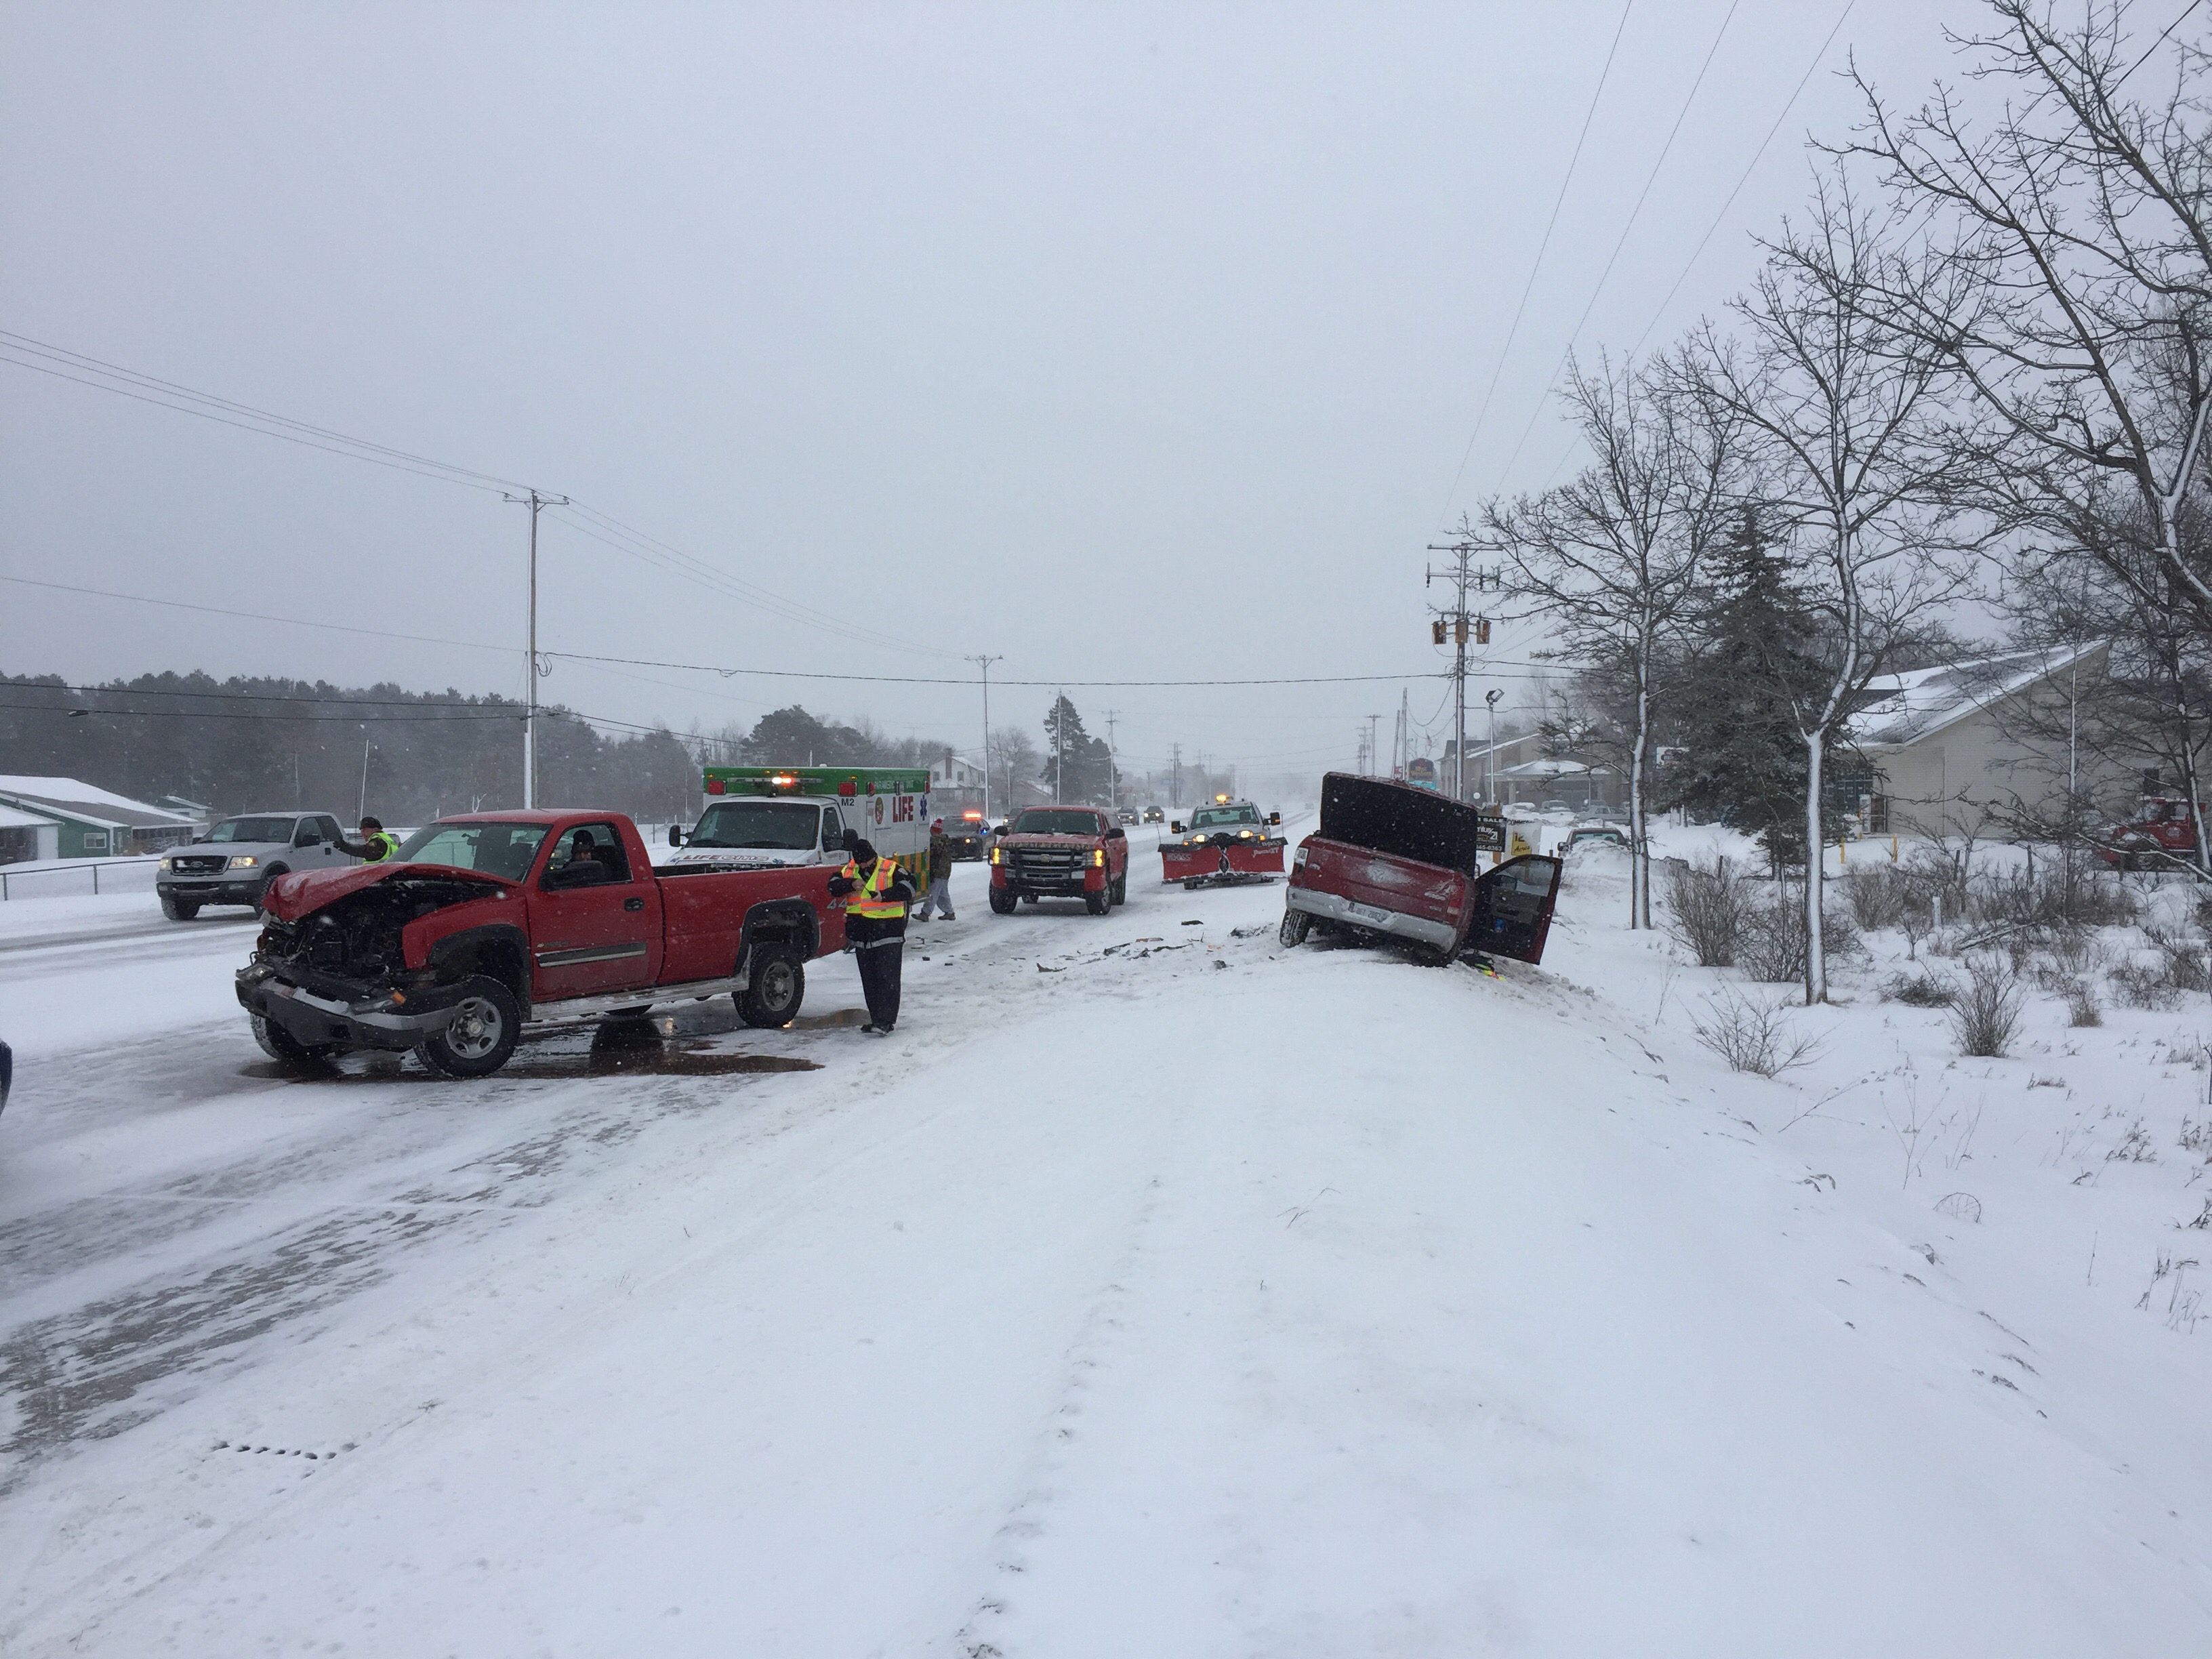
top-left (827, 837), bottom-right (916, 1034)
top-left (916, 817), bottom-right (955, 921)
top-left (335, 815), bottom-right (401, 863)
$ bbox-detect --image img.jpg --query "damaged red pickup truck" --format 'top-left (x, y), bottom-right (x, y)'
top-left (234, 811), bottom-right (844, 1076)
top-left (1277, 773), bottom-right (1563, 966)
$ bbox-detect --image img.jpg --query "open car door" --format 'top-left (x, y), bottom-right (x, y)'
top-left (1466, 854), bottom-right (1563, 964)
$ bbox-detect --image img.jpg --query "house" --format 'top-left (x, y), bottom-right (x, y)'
top-left (0, 802), bottom-right (62, 866)
top-left (0, 776), bottom-right (204, 858)
top-left (929, 753), bottom-right (987, 795)
top-left (1446, 731), bottom-right (1621, 808)
top-left (1851, 644), bottom-right (2116, 836)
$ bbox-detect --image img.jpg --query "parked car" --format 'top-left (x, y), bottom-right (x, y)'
top-left (1564, 824), bottom-right (1626, 852)
top-left (236, 811), bottom-right (846, 1076)
top-left (988, 806), bottom-right (1130, 916)
top-left (158, 812), bottom-right (360, 920)
top-left (1278, 773), bottom-right (1561, 965)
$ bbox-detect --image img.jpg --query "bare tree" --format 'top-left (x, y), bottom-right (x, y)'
top-left (1847, 1), bottom-right (2212, 640)
top-left (1675, 170), bottom-right (1971, 1004)
top-left (986, 724), bottom-right (1039, 816)
top-left (1476, 350), bottom-right (1737, 928)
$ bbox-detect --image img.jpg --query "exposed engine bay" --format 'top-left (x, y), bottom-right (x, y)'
top-left (255, 878), bottom-right (491, 990)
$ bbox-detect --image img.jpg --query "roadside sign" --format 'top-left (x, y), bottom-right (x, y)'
top-left (1407, 756), bottom-right (1438, 790)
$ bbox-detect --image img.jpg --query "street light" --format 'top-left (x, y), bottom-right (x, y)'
top-left (1485, 689), bottom-right (1503, 805)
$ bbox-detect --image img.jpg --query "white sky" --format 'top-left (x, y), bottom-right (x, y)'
top-left (1, 0), bottom-right (2004, 789)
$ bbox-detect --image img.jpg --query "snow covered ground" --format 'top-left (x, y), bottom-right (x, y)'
top-left (1, 819), bottom-right (2207, 1654)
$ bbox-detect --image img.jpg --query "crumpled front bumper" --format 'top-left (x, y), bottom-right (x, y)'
top-left (235, 962), bottom-right (465, 1052)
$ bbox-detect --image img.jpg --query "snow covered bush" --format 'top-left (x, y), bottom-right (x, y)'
top-left (1736, 893), bottom-right (1860, 985)
top-left (1882, 970), bottom-right (1955, 1008)
top-left (1948, 954), bottom-right (2024, 1058)
top-left (1689, 988), bottom-right (1822, 1078)
top-left (1664, 857), bottom-right (1750, 968)
top-left (1841, 865), bottom-right (1910, 931)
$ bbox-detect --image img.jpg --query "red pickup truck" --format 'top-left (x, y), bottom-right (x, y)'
top-left (1277, 773), bottom-right (1563, 965)
top-left (234, 811), bottom-right (845, 1076)
top-left (988, 806), bottom-right (1130, 916)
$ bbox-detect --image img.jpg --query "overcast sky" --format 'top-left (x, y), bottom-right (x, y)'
top-left (2, 0), bottom-right (2000, 790)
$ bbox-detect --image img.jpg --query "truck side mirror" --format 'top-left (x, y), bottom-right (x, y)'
top-left (1267, 813), bottom-right (1280, 825)
top-left (668, 825), bottom-right (685, 846)
top-left (1170, 822), bottom-right (1183, 834)
top-left (1106, 825), bottom-right (1124, 841)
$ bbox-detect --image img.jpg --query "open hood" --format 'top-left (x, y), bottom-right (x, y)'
top-left (260, 859), bottom-right (513, 922)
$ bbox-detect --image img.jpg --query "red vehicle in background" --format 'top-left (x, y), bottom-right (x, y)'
top-left (2098, 795), bottom-right (2202, 870)
top-left (989, 806), bottom-right (1129, 916)
top-left (1161, 795), bottom-right (1286, 889)
top-left (1278, 773), bottom-right (1563, 966)
top-left (236, 811), bottom-right (844, 1076)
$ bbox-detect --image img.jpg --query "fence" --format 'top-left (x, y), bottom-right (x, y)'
top-left (0, 856), bottom-right (164, 901)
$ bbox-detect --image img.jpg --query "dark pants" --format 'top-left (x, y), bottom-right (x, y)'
top-left (853, 934), bottom-right (905, 1028)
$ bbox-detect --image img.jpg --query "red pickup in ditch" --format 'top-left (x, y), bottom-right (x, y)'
top-left (1277, 772), bottom-right (1563, 965)
top-left (234, 811), bottom-right (846, 1076)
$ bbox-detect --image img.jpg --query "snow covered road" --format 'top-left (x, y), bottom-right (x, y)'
top-left (1, 846), bottom-right (2207, 1654)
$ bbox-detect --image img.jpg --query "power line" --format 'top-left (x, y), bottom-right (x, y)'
top-left (0, 573), bottom-right (512, 653)
top-left (1532, 1), bottom-right (1858, 494)
top-left (1433, 0), bottom-right (1636, 529)
top-left (2118, 0), bottom-right (2206, 87)
top-left (1488, 0), bottom-right (1743, 492)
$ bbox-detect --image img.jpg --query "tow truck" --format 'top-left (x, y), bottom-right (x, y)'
top-left (669, 766), bottom-right (932, 887)
top-left (1161, 795), bottom-right (1286, 888)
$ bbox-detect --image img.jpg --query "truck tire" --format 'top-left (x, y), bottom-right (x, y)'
top-left (252, 1012), bottom-right (335, 1065)
top-left (737, 946), bottom-right (806, 1028)
top-left (253, 866), bottom-right (288, 912)
top-left (989, 887), bottom-right (1017, 915)
top-left (1110, 873), bottom-right (1127, 905)
top-left (414, 976), bottom-right (522, 1078)
top-left (1085, 885), bottom-right (1110, 916)
top-left (1278, 909), bottom-right (1311, 948)
top-left (161, 895), bottom-right (201, 922)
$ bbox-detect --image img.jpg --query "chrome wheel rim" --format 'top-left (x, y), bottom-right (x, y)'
top-left (447, 996), bottom-right (504, 1060)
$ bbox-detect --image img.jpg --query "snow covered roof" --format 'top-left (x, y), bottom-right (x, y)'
top-left (1851, 643), bottom-right (2106, 750)
top-left (0, 776), bottom-right (201, 831)
top-left (0, 802), bottom-right (59, 832)
top-left (1496, 758), bottom-right (1611, 779)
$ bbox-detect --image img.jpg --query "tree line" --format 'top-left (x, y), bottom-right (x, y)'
top-left (1477, 0), bottom-right (2212, 1004)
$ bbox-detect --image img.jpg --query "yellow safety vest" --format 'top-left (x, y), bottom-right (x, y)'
top-left (365, 830), bottom-right (400, 863)
top-left (840, 857), bottom-right (905, 920)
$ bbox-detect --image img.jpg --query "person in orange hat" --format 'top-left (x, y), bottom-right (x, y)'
top-left (916, 816), bottom-right (956, 921)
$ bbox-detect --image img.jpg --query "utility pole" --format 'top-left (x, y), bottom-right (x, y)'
top-left (1170, 742), bottom-right (1182, 809)
top-left (1426, 539), bottom-right (1502, 802)
top-left (969, 654), bottom-right (1002, 821)
top-left (504, 488), bottom-right (571, 810)
top-left (1103, 708), bottom-right (1120, 810)
top-left (1486, 687), bottom-right (1504, 806)
top-left (1366, 714), bottom-right (1381, 777)
top-left (1054, 689), bottom-right (1064, 802)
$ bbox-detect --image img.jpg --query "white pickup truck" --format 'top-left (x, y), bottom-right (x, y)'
top-left (664, 765), bottom-right (933, 884)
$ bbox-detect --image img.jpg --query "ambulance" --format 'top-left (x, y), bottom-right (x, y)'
top-left (668, 766), bottom-right (933, 888)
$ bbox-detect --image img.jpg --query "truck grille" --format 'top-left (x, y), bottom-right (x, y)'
top-left (1010, 848), bottom-right (1083, 874)
top-left (171, 855), bottom-right (228, 875)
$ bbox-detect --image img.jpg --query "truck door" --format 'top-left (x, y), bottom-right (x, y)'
top-left (1466, 854), bottom-right (1563, 964)
top-left (529, 822), bottom-right (665, 1000)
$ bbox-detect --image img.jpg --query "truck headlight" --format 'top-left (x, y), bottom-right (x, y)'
top-left (989, 846), bottom-right (1002, 865)
top-left (1092, 848), bottom-right (1106, 867)
top-left (227, 855), bottom-right (259, 869)
top-left (158, 856), bottom-right (173, 870)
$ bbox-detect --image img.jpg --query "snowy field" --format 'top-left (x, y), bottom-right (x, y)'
top-left (1, 817), bottom-right (2208, 1654)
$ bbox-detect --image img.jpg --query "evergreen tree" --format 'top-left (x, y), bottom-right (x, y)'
top-left (1664, 508), bottom-right (1835, 869)
top-left (1038, 695), bottom-right (1114, 804)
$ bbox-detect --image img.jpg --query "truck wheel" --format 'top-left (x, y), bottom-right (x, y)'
top-left (989, 888), bottom-right (1017, 915)
top-left (1278, 909), bottom-right (1311, 948)
top-left (1085, 885), bottom-right (1111, 916)
top-left (737, 947), bottom-right (806, 1028)
top-left (415, 976), bottom-right (521, 1078)
top-left (253, 1012), bottom-right (335, 1065)
top-left (1110, 874), bottom-right (1127, 905)
top-left (161, 895), bottom-right (201, 922)
top-left (253, 867), bottom-right (288, 912)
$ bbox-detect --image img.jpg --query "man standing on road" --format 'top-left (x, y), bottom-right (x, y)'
top-left (335, 816), bottom-right (401, 863)
top-left (916, 817), bottom-right (956, 921)
top-left (827, 837), bottom-right (916, 1035)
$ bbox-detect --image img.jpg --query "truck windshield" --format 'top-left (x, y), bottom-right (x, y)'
top-left (1189, 806), bottom-right (1258, 830)
top-left (207, 817), bottom-right (298, 844)
top-left (397, 821), bottom-right (551, 880)
top-left (1010, 810), bottom-right (1102, 836)
top-left (689, 801), bottom-right (821, 851)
